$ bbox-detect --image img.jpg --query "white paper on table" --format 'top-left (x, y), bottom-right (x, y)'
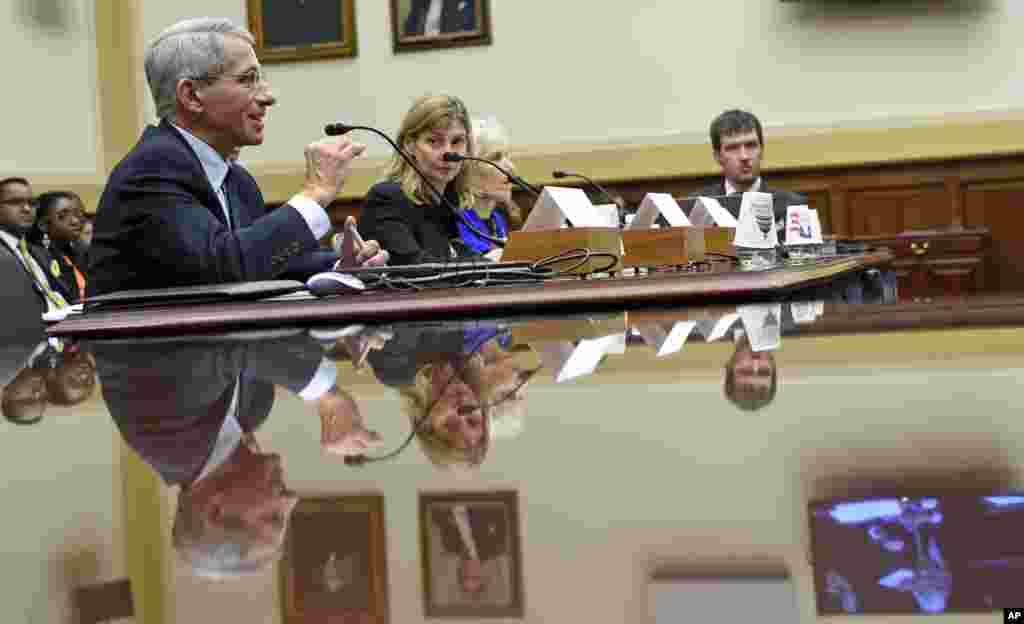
top-left (657, 321), bottom-right (697, 356)
top-left (738, 304), bottom-right (783, 352)
top-left (703, 312), bottom-right (741, 342)
top-left (591, 204), bottom-right (620, 228)
top-left (789, 301), bottom-right (819, 324)
top-left (734, 191), bottom-right (778, 249)
top-left (554, 333), bottom-right (623, 383)
top-left (629, 193), bottom-right (690, 229)
top-left (689, 197), bottom-right (738, 228)
top-left (603, 331), bottom-right (627, 354)
top-left (524, 186), bottom-right (603, 230)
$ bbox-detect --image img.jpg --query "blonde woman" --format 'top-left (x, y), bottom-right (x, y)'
top-left (359, 94), bottom-right (477, 265)
top-left (361, 323), bottom-right (538, 469)
top-left (461, 117), bottom-right (523, 261)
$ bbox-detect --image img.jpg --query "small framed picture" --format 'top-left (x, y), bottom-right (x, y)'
top-left (390, 0), bottom-right (492, 54)
top-left (247, 0), bottom-right (357, 64)
top-left (280, 495), bottom-right (388, 624)
top-left (419, 490), bottom-right (524, 618)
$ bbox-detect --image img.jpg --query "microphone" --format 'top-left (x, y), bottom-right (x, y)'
top-left (443, 152), bottom-right (541, 197)
top-left (552, 170), bottom-right (617, 206)
top-left (325, 123), bottom-right (505, 247)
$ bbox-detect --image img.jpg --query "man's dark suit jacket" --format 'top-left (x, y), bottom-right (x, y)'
top-left (87, 119), bottom-right (339, 296)
top-left (404, 0), bottom-right (476, 36)
top-left (689, 180), bottom-right (808, 226)
top-left (93, 332), bottom-right (325, 486)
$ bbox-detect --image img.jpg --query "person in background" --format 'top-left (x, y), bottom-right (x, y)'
top-left (0, 177), bottom-right (70, 316)
top-left (404, 0), bottom-right (477, 37)
top-left (88, 17), bottom-right (386, 296)
top-left (78, 214), bottom-right (94, 249)
top-left (29, 191), bottom-right (88, 302)
top-left (359, 94), bottom-right (476, 265)
top-left (461, 117), bottom-right (521, 260)
top-left (691, 109), bottom-right (807, 227)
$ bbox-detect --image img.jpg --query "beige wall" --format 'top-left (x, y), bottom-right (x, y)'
top-left (1, 0), bottom-right (99, 176)
top-left (4, 1), bottom-right (1024, 199)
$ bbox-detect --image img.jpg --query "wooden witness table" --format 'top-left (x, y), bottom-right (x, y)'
top-left (47, 252), bottom-right (892, 339)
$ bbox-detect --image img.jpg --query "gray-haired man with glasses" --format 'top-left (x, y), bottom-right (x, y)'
top-left (88, 18), bottom-right (387, 297)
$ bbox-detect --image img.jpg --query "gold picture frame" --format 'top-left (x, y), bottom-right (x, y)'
top-left (390, 0), bottom-right (492, 54)
top-left (419, 490), bottom-right (524, 618)
top-left (247, 0), bottom-right (357, 64)
top-left (280, 495), bottom-right (389, 624)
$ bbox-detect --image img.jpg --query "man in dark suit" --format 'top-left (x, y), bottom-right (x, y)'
top-left (94, 330), bottom-right (352, 578)
top-left (0, 177), bottom-right (73, 315)
top-left (404, 0), bottom-right (477, 37)
top-left (690, 110), bottom-right (807, 228)
top-left (88, 17), bottom-right (386, 297)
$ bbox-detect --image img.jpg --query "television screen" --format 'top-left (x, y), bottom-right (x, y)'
top-left (809, 494), bottom-right (1024, 615)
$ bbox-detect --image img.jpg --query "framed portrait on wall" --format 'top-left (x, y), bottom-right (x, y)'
top-left (419, 490), bottom-right (524, 618)
top-left (247, 0), bottom-right (357, 63)
top-left (390, 0), bottom-right (492, 54)
top-left (280, 495), bottom-right (389, 624)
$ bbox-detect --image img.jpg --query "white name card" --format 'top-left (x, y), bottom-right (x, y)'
top-left (789, 301), bottom-right (820, 324)
top-left (784, 205), bottom-right (824, 245)
top-left (591, 204), bottom-right (620, 228)
top-left (738, 304), bottom-right (783, 353)
top-left (523, 186), bottom-right (604, 231)
top-left (629, 193), bottom-right (691, 229)
top-left (702, 312), bottom-right (741, 342)
top-left (551, 333), bottom-right (625, 383)
top-left (636, 321), bottom-right (698, 357)
top-left (689, 197), bottom-right (738, 228)
top-left (734, 192), bottom-right (778, 249)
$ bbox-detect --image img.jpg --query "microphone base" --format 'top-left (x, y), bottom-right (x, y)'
top-left (501, 227), bottom-right (623, 275)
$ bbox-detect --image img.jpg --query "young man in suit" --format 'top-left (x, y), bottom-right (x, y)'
top-left (88, 18), bottom-right (387, 297)
top-left (0, 177), bottom-right (72, 315)
top-left (691, 110), bottom-right (808, 227)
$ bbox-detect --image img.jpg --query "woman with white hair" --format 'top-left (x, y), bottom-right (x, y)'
top-left (460, 117), bottom-right (523, 261)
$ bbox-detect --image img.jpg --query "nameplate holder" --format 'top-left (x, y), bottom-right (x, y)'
top-left (622, 226), bottom-right (705, 268)
top-left (502, 227), bottom-right (622, 274)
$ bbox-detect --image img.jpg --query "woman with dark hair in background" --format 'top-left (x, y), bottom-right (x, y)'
top-left (29, 191), bottom-right (88, 302)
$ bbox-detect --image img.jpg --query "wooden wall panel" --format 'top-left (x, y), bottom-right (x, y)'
top-left (847, 185), bottom-right (950, 236)
top-left (964, 180), bottom-right (1024, 292)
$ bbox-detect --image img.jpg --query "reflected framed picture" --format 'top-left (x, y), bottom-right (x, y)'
top-left (281, 495), bottom-right (388, 624)
top-left (247, 0), bottom-right (357, 64)
top-left (419, 490), bottom-right (524, 618)
top-left (390, 0), bottom-right (492, 54)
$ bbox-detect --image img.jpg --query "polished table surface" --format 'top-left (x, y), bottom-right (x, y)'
top-left (5, 270), bottom-right (1024, 623)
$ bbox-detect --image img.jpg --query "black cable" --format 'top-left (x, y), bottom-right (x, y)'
top-left (324, 124), bottom-right (507, 248)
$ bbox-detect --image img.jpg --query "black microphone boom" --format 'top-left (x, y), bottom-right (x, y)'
top-left (325, 122), bottom-right (505, 247)
top-left (444, 152), bottom-right (541, 196)
top-left (552, 170), bottom-right (617, 206)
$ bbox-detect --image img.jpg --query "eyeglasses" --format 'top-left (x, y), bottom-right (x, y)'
top-left (190, 67), bottom-right (267, 91)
